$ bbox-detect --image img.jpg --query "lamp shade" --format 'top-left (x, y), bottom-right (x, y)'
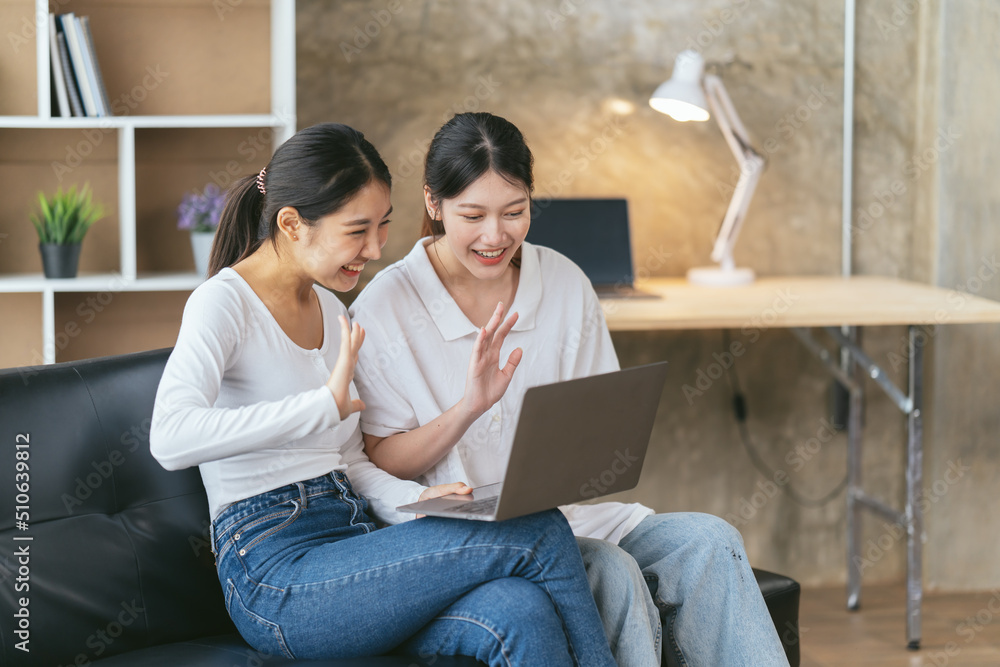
top-left (649, 50), bottom-right (710, 122)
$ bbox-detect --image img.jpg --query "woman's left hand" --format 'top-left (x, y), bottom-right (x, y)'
top-left (326, 315), bottom-right (366, 420)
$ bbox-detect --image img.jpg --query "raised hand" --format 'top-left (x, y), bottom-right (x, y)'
top-left (459, 302), bottom-right (523, 419)
top-left (326, 315), bottom-right (366, 420)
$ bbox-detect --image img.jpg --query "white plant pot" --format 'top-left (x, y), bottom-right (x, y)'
top-left (189, 231), bottom-right (216, 277)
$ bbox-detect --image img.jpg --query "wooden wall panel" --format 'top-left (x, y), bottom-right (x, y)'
top-left (54, 290), bottom-right (188, 362)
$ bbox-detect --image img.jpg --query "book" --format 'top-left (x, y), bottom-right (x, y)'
top-left (60, 13), bottom-right (97, 116)
top-left (56, 30), bottom-right (84, 117)
top-left (48, 14), bottom-right (71, 117)
top-left (79, 16), bottom-right (111, 117)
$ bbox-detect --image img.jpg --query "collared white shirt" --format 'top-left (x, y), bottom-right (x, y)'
top-left (350, 239), bottom-right (652, 543)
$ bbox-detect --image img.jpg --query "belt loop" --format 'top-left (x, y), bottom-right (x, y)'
top-left (296, 481), bottom-right (308, 510)
top-left (208, 520), bottom-right (218, 557)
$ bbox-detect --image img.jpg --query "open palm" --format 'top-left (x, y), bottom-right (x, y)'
top-left (327, 315), bottom-right (366, 420)
top-left (461, 302), bottom-right (523, 418)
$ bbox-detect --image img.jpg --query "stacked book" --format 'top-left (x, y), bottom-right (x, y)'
top-left (49, 13), bottom-right (112, 117)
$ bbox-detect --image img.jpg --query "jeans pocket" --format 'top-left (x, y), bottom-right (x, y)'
top-left (225, 579), bottom-right (295, 659)
top-left (236, 498), bottom-right (303, 556)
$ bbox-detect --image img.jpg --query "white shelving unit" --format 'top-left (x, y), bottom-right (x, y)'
top-left (1, 0), bottom-right (297, 364)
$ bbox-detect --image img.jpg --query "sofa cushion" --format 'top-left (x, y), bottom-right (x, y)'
top-left (0, 350), bottom-right (233, 665)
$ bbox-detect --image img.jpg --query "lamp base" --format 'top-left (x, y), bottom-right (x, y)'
top-left (686, 265), bottom-right (755, 286)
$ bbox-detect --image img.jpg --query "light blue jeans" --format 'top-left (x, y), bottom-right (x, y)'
top-left (584, 512), bottom-right (790, 667)
top-left (211, 470), bottom-right (615, 666)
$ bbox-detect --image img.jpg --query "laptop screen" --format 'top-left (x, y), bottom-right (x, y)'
top-left (526, 198), bottom-right (633, 287)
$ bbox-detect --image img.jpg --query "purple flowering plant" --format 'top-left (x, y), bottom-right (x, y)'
top-left (177, 183), bottom-right (225, 233)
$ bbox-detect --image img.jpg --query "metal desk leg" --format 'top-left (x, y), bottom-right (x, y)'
top-left (846, 327), bottom-right (864, 611)
top-left (906, 325), bottom-right (925, 650)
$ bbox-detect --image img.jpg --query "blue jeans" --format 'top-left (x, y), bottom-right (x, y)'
top-left (211, 471), bottom-right (615, 666)
top-left (614, 513), bottom-right (790, 667)
top-left (578, 536), bottom-right (662, 665)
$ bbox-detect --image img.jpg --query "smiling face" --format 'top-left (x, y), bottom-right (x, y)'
top-left (426, 170), bottom-right (530, 283)
top-left (294, 181), bottom-right (391, 292)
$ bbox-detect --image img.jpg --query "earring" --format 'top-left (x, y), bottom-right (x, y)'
top-left (292, 235), bottom-right (298, 241)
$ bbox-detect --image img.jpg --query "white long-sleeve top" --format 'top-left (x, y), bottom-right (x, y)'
top-left (149, 267), bottom-right (426, 523)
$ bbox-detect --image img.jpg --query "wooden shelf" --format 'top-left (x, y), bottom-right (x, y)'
top-left (0, 114), bottom-right (288, 129)
top-left (0, 0), bottom-right (296, 366)
top-left (0, 273), bottom-right (206, 293)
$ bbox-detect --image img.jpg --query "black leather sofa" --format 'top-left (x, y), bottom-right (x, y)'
top-left (0, 349), bottom-right (799, 666)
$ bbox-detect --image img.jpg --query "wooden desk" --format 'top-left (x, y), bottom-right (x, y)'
top-left (600, 275), bottom-right (1000, 650)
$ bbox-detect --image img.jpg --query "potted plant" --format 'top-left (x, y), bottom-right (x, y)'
top-left (177, 183), bottom-right (226, 277)
top-left (30, 184), bottom-right (105, 279)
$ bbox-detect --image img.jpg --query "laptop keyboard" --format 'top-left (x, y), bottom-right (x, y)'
top-left (441, 497), bottom-right (499, 515)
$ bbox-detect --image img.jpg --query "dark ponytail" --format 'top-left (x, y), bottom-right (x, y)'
top-left (209, 123), bottom-right (392, 276)
top-left (420, 112), bottom-right (534, 239)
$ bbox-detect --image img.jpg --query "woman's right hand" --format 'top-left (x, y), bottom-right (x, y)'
top-left (414, 482), bottom-right (473, 519)
top-left (327, 315), bottom-right (366, 421)
top-left (418, 482), bottom-right (472, 502)
top-left (459, 302), bottom-right (523, 419)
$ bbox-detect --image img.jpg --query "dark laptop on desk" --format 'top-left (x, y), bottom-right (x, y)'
top-left (526, 197), bottom-right (659, 299)
top-left (397, 362), bottom-right (668, 521)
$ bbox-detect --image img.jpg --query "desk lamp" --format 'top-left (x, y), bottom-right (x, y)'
top-left (650, 50), bottom-right (764, 286)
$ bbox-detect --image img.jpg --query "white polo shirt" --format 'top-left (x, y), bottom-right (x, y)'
top-left (350, 239), bottom-right (653, 543)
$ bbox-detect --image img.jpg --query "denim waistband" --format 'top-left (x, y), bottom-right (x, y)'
top-left (210, 469), bottom-right (355, 551)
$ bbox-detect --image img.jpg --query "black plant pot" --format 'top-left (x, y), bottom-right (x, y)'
top-left (39, 243), bottom-right (82, 279)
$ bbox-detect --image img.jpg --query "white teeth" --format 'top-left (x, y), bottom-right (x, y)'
top-left (475, 249), bottom-right (504, 258)
top-left (343, 264), bottom-right (364, 271)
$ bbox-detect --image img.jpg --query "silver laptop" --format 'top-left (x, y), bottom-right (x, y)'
top-left (397, 362), bottom-right (668, 521)
top-left (526, 198), bottom-right (659, 299)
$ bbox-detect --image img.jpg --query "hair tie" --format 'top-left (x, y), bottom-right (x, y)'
top-left (256, 167), bottom-right (267, 195)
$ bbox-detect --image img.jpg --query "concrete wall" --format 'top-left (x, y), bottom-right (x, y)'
top-left (297, 0), bottom-right (999, 590)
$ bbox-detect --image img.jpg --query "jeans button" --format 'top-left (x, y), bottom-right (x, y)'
top-left (239, 549), bottom-right (246, 556)
top-left (234, 533), bottom-right (241, 540)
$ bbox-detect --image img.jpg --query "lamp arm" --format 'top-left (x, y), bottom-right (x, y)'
top-left (704, 74), bottom-right (757, 160)
top-left (703, 74), bottom-right (765, 266)
top-left (711, 154), bottom-right (764, 264)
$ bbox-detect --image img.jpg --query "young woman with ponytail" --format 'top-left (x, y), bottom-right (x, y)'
top-left (349, 112), bottom-right (791, 666)
top-left (149, 122), bottom-right (615, 666)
